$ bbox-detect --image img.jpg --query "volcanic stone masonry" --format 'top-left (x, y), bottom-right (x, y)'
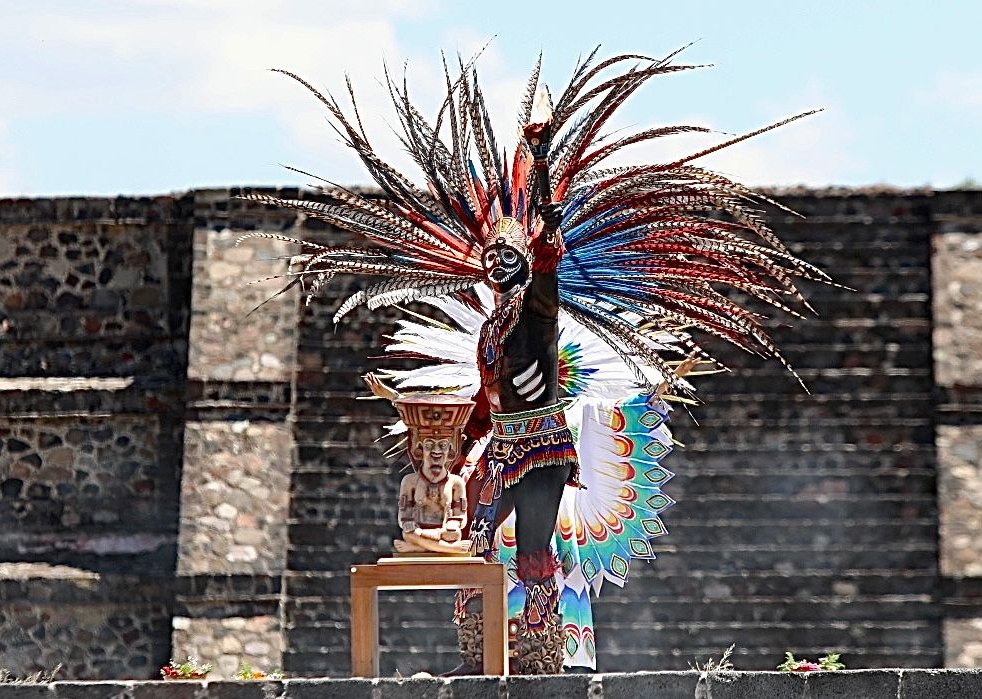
top-left (0, 187), bottom-right (980, 679)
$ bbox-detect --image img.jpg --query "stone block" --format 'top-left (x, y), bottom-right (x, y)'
top-left (204, 680), bottom-right (285, 699)
top-left (186, 227), bottom-right (297, 383)
top-left (0, 416), bottom-right (165, 536)
top-left (283, 678), bottom-right (374, 699)
top-left (932, 231), bottom-right (982, 387)
top-left (169, 615), bottom-right (283, 681)
top-left (129, 681), bottom-right (204, 699)
top-left (177, 421), bottom-right (291, 576)
top-left (51, 683), bottom-right (130, 699)
top-left (944, 618), bottom-right (982, 667)
top-left (804, 669), bottom-right (901, 699)
top-left (602, 671), bottom-right (698, 699)
top-left (938, 425), bottom-right (982, 577)
top-left (442, 676), bottom-right (503, 699)
top-left (900, 669), bottom-right (982, 698)
top-left (702, 672), bottom-right (805, 699)
top-left (0, 572), bottom-right (173, 681)
top-left (0, 687), bottom-right (54, 699)
top-left (504, 674), bottom-right (592, 699)
top-left (374, 677), bottom-right (447, 699)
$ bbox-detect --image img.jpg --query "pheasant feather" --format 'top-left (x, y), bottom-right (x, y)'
top-left (242, 47), bottom-right (826, 387)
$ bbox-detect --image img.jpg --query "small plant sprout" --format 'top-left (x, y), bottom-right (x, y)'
top-left (818, 653), bottom-right (846, 671)
top-left (160, 656), bottom-right (213, 680)
top-left (777, 651), bottom-right (846, 672)
top-left (235, 662), bottom-right (284, 680)
top-left (691, 643), bottom-right (736, 676)
top-left (691, 644), bottom-right (736, 698)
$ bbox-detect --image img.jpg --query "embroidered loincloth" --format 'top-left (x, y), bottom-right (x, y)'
top-left (469, 403), bottom-right (580, 557)
top-left (482, 402), bottom-right (580, 489)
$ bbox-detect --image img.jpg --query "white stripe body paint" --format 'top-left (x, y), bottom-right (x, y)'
top-left (525, 384), bottom-right (546, 402)
top-left (516, 373), bottom-right (544, 396)
top-left (513, 360), bottom-right (539, 386)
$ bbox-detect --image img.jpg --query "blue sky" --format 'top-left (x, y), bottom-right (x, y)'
top-left (1, 0), bottom-right (979, 196)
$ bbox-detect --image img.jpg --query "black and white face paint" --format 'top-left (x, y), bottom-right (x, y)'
top-left (482, 244), bottom-right (528, 292)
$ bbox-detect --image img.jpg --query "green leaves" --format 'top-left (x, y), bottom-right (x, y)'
top-left (777, 651), bottom-right (846, 673)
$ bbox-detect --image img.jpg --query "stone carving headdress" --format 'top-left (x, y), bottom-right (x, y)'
top-left (394, 395), bottom-right (475, 468)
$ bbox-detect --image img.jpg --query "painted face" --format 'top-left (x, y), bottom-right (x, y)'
top-left (482, 244), bottom-right (528, 292)
top-left (420, 437), bottom-right (454, 483)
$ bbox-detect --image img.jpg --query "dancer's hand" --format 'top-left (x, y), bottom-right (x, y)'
top-left (363, 372), bottom-right (400, 402)
top-left (655, 356), bottom-right (700, 397)
top-left (539, 201), bottom-right (563, 230)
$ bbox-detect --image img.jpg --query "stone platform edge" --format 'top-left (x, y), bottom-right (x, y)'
top-left (1, 670), bottom-right (981, 699)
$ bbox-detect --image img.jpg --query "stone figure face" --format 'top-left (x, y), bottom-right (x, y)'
top-left (419, 436), bottom-right (455, 483)
top-left (482, 243), bottom-right (529, 293)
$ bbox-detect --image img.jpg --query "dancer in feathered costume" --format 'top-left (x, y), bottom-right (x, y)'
top-left (372, 287), bottom-right (692, 670)
top-left (241, 46), bottom-right (826, 674)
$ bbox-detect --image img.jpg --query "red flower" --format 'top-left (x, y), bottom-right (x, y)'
top-left (792, 661), bottom-right (822, 672)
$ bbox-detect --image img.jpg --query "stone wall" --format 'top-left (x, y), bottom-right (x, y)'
top-left (3, 188), bottom-right (982, 680)
top-left (0, 416), bottom-right (160, 532)
top-left (938, 426), bottom-right (982, 578)
top-left (168, 189), bottom-right (300, 679)
top-left (0, 564), bottom-right (172, 679)
top-left (0, 196), bottom-right (193, 680)
top-left (186, 210), bottom-right (297, 384)
top-left (932, 198), bottom-right (982, 666)
top-left (279, 189), bottom-right (958, 674)
top-left (630, 190), bottom-right (941, 670)
top-left (933, 232), bottom-right (982, 387)
top-left (0, 209), bottom-right (191, 378)
top-left (177, 421), bottom-right (291, 576)
top-left (2, 669), bottom-right (982, 699)
top-left (282, 205), bottom-right (432, 675)
top-left (171, 615), bottom-right (282, 679)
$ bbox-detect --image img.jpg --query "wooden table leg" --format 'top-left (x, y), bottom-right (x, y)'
top-left (350, 567), bottom-right (379, 677)
top-left (483, 580), bottom-right (509, 676)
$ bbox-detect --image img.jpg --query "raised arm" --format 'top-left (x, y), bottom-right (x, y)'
top-left (530, 202), bottom-right (564, 274)
top-left (524, 202), bottom-right (564, 318)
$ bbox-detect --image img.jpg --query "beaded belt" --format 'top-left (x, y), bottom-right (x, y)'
top-left (490, 402), bottom-right (568, 439)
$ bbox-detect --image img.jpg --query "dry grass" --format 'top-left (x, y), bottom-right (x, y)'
top-left (0, 664), bottom-right (62, 684)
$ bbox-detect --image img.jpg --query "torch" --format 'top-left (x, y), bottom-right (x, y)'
top-left (523, 87), bottom-right (557, 244)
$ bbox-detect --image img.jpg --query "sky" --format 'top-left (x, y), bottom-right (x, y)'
top-left (0, 0), bottom-right (979, 196)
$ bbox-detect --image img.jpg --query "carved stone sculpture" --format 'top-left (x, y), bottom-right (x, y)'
top-left (391, 394), bottom-right (475, 556)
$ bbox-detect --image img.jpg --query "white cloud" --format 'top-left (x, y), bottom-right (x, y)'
top-left (1, 2), bottom-right (435, 115)
top-left (599, 80), bottom-right (859, 188)
top-left (689, 107), bottom-right (858, 187)
top-left (265, 27), bottom-right (535, 187)
top-left (0, 7), bottom-right (861, 192)
top-left (919, 70), bottom-right (982, 114)
top-left (0, 1), bottom-right (464, 188)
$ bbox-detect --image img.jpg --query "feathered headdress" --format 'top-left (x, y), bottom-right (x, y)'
top-left (240, 46), bottom-right (826, 393)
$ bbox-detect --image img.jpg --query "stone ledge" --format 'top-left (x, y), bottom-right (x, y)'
top-left (0, 670), bottom-right (974, 699)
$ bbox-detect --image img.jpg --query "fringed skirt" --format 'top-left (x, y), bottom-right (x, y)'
top-left (479, 402), bottom-right (581, 490)
top-left (469, 403), bottom-right (581, 557)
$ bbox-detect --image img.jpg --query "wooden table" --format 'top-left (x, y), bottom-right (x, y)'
top-left (350, 557), bottom-right (509, 677)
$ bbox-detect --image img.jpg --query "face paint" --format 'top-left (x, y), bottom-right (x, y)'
top-left (482, 243), bottom-right (528, 292)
